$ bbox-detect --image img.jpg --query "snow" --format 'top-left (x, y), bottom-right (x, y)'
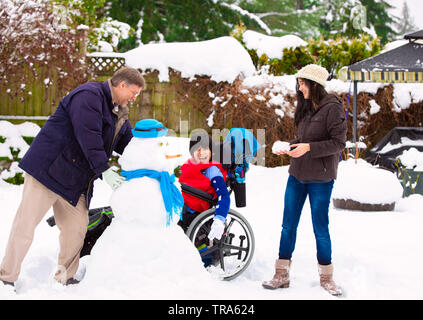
top-left (369, 99), bottom-right (381, 115)
top-left (242, 30), bottom-right (307, 60)
top-left (271, 141), bottom-right (290, 153)
top-left (397, 147), bottom-right (423, 171)
top-left (97, 41), bottom-right (114, 53)
top-left (1, 136), bottom-right (423, 300)
top-left (0, 121), bottom-right (39, 160)
top-left (123, 36), bottom-right (256, 83)
top-left (381, 40), bottom-right (408, 53)
top-left (377, 137), bottom-right (423, 154)
top-left (221, 4), bottom-right (271, 35)
top-left (332, 158), bottom-right (404, 204)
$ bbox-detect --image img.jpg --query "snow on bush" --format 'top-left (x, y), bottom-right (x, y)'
top-left (0, 121), bottom-right (40, 184)
top-left (332, 159), bottom-right (403, 205)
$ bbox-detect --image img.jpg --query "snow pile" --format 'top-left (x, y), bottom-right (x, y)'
top-left (242, 30), bottom-right (307, 60)
top-left (332, 158), bottom-right (403, 204)
top-left (123, 36), bottom-right (256, 83)
top-left (0, 120), bottom-right (40, 159)
top-left (0, 121), bottom-right (40, 181)
top-left (397, 147), bottom-right (423, 171)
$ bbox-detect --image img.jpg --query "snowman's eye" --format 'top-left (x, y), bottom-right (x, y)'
top-left (159, 142), bottom-right (163, 147)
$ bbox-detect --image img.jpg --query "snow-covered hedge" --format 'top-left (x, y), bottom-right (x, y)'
top-left (236, 28), bottom-right (381, 76)
top-left (0, 121), bottom-right (40, 185)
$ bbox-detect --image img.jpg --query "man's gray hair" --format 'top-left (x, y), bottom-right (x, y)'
top-left (111, 67), bottom-right (146, 89)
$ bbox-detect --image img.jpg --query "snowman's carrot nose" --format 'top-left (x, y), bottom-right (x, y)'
top-left (165, 154), bottom-right (182, 159)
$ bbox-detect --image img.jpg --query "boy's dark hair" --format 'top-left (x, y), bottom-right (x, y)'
top-left (294, 78), bottom-right (328, 126)
top-left (189, 132), bottom-right (214, 156)
top-left (111, 67), bottom-right (146, 89)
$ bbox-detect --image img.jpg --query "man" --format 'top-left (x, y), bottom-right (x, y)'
top-left (0, 66), bottom-right (145, 288)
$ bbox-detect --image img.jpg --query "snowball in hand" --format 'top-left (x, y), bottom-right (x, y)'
top-left (272, 141), bottom-right (290, 154)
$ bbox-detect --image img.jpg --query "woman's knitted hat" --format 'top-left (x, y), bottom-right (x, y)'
top-left (295, 64), bottom-right (329, 87)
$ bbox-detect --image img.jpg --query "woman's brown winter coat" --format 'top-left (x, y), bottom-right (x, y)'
top-left (288, 94), bottom-right (347, 182)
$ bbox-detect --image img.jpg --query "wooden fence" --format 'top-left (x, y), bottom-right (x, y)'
top-left (0, 55), bottom-right (206, 133)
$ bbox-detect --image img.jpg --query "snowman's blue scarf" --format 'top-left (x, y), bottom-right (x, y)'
top-left (120, 169), bottom-right (184, 226)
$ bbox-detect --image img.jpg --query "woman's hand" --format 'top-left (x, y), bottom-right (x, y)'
top-left (287, 143), bottom-right (310, 158)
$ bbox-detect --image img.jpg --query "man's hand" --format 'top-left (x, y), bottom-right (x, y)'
top-left (102, 167), bottom-right (125, 191)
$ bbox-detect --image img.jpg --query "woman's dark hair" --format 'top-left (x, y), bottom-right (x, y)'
top-left (294, 78), bottom-right (328, 126)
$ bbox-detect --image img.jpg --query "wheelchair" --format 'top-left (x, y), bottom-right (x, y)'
top-left (180, 166), bottom-right (255, 281)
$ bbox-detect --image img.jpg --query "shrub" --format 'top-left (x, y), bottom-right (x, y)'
top-left (237, 31), bottom-right (382, 76)
top-left (0, 121), bottom-right (41, 185)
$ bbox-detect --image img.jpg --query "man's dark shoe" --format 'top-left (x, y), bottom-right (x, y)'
top-left (65, 278), bottom-right (80, 286)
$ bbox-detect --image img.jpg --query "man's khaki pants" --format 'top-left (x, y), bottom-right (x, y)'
top-left (0, 174), bottom-right (88, 284)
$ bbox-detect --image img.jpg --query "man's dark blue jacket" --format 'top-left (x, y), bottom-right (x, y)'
top-left (19, 80), bottom-right (133, 207)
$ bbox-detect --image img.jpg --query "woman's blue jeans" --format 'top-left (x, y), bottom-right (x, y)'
top-left (278, 175), bottom-right (334, 265)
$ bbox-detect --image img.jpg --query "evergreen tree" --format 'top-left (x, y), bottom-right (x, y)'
top-left (106, 0), bottom-right (270, 51)
top-left (106, 0), bottom-right (329, 51)
top-left (319, 0), bottom-right (397, 44)
top-left (395, 1), bottom-right (418, 37)
top-left (360, 0), bottom-right (397, 43)
top-left (239, 0), bottom-right (325, 39)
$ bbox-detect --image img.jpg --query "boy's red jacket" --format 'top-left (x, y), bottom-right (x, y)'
top-left (179, 159), bottom-right (227, 212)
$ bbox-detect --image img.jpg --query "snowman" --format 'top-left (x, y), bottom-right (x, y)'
top-left (77, 119), bottom-right (217, 298)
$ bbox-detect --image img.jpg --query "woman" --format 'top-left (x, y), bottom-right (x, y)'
top-left (262, 64), bottom-right (347, 296)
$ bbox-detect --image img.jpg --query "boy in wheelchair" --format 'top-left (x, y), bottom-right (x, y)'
top-left (178, 132), bottom-right (231, 266)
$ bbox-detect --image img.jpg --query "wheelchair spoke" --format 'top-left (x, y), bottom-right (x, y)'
top-left (219, 248), bottom-right (225, 271)
top-left (223, 218), bottom-right (234, 235)
top-left (221, 244), bottom-right (249, 252)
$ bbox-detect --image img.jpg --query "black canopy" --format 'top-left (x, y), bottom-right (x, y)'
top-left (337, 30), bottom-right (423, 145)
top-left (339, 30), bottom-right (423, 83)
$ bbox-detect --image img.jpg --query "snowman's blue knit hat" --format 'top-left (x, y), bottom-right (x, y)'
top-left (132, 119), bottom-right (168, 138)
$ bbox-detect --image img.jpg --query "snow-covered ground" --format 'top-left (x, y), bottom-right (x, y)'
top-left (1, 137), bottom-right (422, 300)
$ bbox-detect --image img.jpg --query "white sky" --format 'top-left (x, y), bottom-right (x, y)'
top-left (387, 0), bottom-right (423, 30)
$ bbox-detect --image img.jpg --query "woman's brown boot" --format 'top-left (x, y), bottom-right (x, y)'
top-left (318, 264), bottom-right (342, 296)
top-left (262, 259), bottom-right (291, 289)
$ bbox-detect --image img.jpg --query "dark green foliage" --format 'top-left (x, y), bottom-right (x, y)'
top-left (107, 0), bottom-right (265, 52)
top-left (0, 134), bottom-right (36, 185)
top-left (4, 172), bottom-right (25, 185)
top-left (318, 0), bottom-right (397, 44)
top-left (360, 0), bottom-right (397, 44)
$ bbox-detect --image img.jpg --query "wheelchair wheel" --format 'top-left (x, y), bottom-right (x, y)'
top-left (185, 208), bottom-right (255, 281)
